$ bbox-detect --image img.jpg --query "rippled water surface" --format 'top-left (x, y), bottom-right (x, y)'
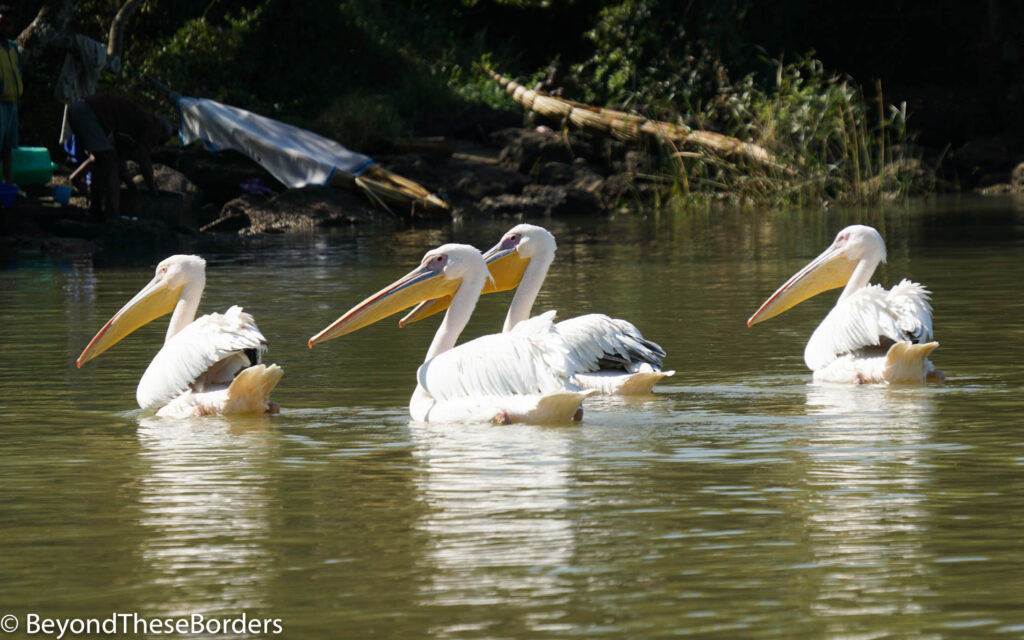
top-left (2, 197), bottom-right (1023, 638)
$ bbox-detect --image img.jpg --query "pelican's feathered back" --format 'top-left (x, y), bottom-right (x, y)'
top-left (137, 306), bottom-right (268, 410)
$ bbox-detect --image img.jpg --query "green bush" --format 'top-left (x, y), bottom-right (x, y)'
top-left (131, 0), bottom-right (471, 134)
top-left (132, 9), bottom-right (263, 110)
top-left (565, 0), bottom-right (918, 206)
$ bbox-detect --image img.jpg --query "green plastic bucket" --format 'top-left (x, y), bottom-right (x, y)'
top-left (0, 147), bottom-right (57, 187)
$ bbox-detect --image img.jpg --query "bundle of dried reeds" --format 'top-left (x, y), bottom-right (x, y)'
top-left (484, 67), bottom-right (786, 172)
top-left (331, 165), bottom-right (449, 217)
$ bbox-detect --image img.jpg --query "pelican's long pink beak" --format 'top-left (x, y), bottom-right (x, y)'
top-left (747, 242), bottom-right (857, 327)
top-left (309, 262), bottom-right (462, 347)
top-left (77, 277), bottom-right (182, 367)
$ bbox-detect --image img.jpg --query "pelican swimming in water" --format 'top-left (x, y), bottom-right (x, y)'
top-left (400, 224), bottom-right (673, 395)
top-left (77, 255), bottom-right (283, 417)
top-left (747, 224), bottom-right (942, 384)
top-left (308, 243), bottom-right (593, 424)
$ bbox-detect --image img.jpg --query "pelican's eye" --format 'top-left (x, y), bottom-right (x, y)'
top-left (426, 254), bottom-right (448, 271)
top-left (502, 233), bottom-right (521, 250)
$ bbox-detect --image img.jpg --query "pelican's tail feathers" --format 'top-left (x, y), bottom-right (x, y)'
top-left (511, 389), bottom-right (596, 424)
top-left (884, 341), bottom-right (939, 384)
top-left (223, 364), bottom-right (284, 414)
top-left (572, 369), bottom-right (675, 395)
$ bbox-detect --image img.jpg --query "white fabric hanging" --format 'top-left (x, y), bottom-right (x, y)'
top-left (176, 96), bottom-right (374, 189)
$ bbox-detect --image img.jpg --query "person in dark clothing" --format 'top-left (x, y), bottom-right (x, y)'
top-left (67, 95), bottom-right (174, 220)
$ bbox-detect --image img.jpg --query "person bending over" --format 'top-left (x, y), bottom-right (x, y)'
top-left (68, 94), bottom-right (173, 220)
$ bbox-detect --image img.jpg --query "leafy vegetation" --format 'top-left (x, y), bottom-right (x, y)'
top-left (565, 0), bottom-right (921, 206)
top-left (662, 56), bottom-right (920, 207)
top-left (67, 0), bottom-right (1013, 206)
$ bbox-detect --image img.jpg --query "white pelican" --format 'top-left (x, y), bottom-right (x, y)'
top-left (400, 224), bottom-right (674, 395)
top-left (77, 255), bottom-right (283, 417)
top-left (308, 244), bottom-right (593, 424)
top-left (747, 225), bottom-right (943, 384)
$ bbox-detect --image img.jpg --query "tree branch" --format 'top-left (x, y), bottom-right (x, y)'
top-left (106, 0), bottom-right (144, 73)
top-left (16, 0), bottom-right (77, 65)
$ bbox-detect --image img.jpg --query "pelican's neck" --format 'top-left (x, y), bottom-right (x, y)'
top-left (838, 253), bottom-right (880, 301)
top-left (165, 279), bottom-right (203, 342)
top-left (425, 267), bottom-right (486, 361)
top-left (503, 249), bottom-right (553, 332)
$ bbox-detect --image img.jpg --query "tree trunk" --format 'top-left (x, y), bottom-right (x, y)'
top-left (106, 0), bottom-right (144, 73)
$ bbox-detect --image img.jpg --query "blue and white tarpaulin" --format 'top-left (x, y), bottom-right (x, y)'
top-left (177, 97), bottom-right (374, 189)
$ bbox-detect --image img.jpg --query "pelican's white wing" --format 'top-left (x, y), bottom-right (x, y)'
top-left (804, 281), bottom-right (934, 371)
top-left (555, 313), bottom-right (674, 395)
top-left (886, 279), bottom-right (934, 343)
top-left (555, 313), bottom-right (666, 373)
top-left (417, 311), bottom-right (575, 402)
top-left (137, 306), bottom-right (268, 410)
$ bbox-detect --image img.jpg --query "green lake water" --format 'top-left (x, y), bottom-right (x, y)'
top-left (1, 196), bottom-right (1023, 638)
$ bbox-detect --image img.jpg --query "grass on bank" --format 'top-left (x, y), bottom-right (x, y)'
top-left (562, 55), bottom-right (926, 211)
top-left (660, 57), bottom-right (924, 208)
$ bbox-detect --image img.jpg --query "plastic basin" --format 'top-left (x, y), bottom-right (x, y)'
top-left (0, 147), bottom-right (57, 187)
